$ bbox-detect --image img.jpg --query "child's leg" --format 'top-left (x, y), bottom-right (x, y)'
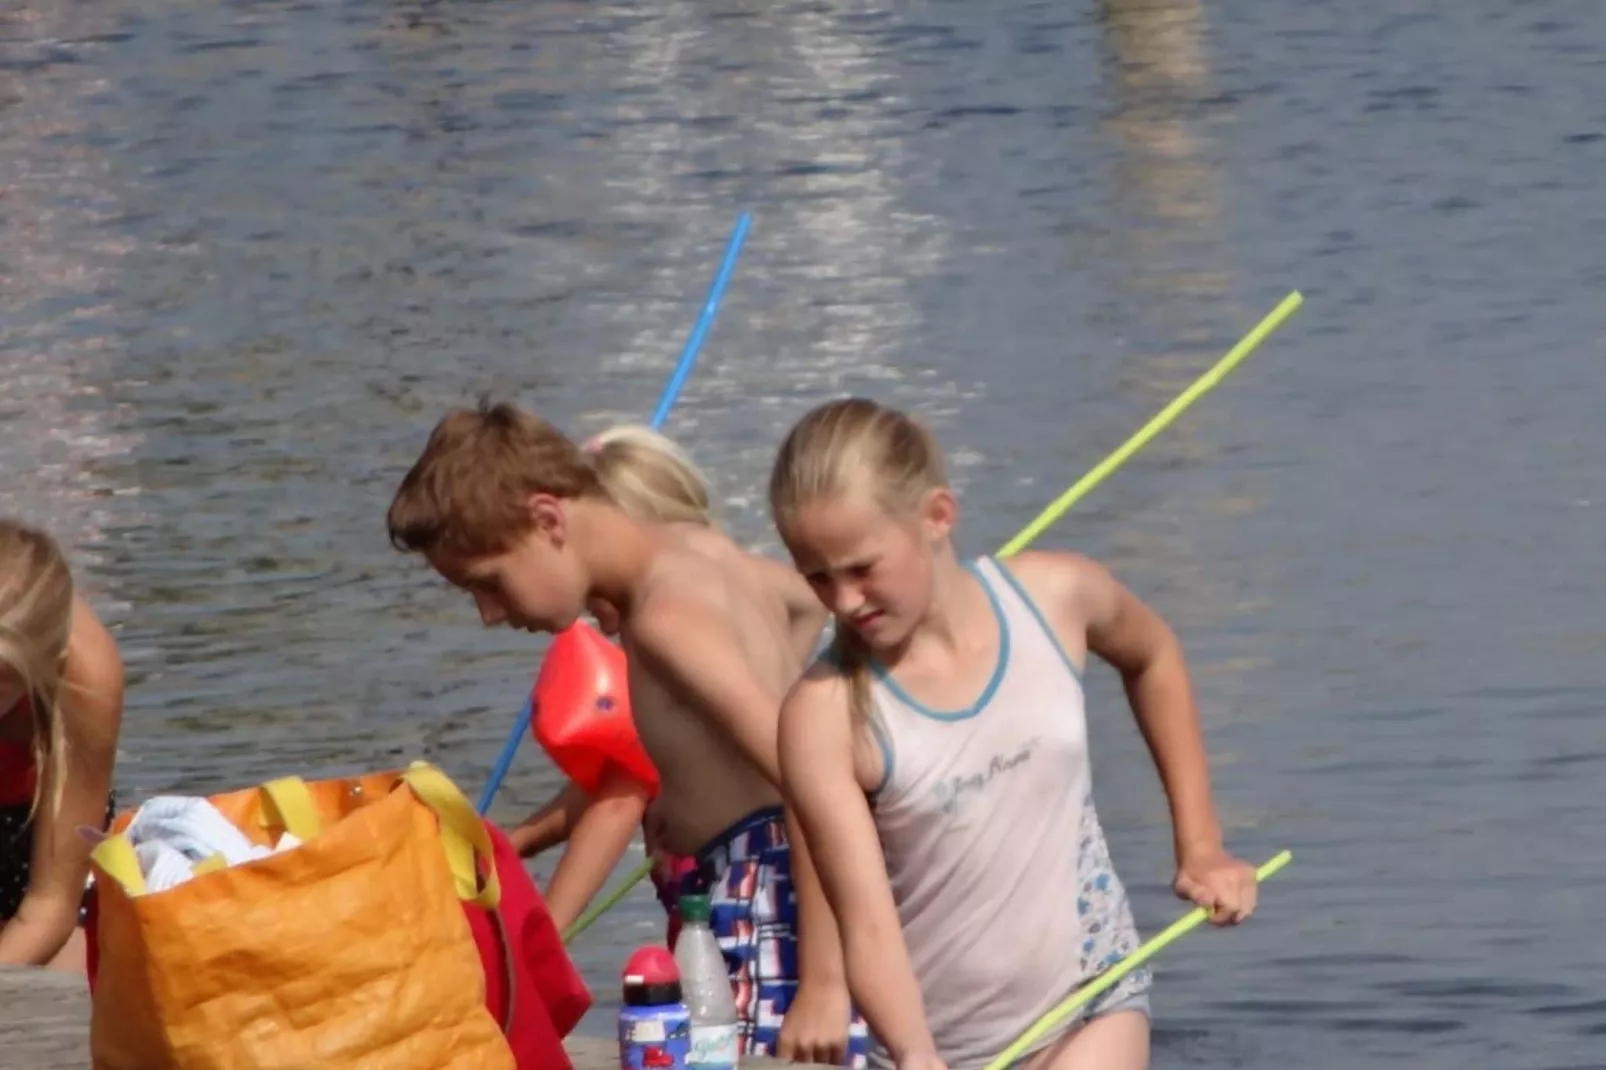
top-left (1028, 1008), bottom-right (1150, 1070)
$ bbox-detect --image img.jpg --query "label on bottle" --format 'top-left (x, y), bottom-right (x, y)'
top-left (687, 1022), bottom-right (739, 1069)
top-left (619, 1006), bottom-right (690, 1070)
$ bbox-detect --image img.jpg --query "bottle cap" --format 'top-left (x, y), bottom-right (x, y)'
top-left (622, 944), bottom-right (683, 1006)
top-left (677, 894), bottom-right (712, 924)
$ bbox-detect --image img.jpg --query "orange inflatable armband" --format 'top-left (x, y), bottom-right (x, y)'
top-left (531, 620), bottom-right (661, 797)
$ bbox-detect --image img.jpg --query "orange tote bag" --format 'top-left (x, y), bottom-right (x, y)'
top-left (87, 761), bottom-right (517, 1070)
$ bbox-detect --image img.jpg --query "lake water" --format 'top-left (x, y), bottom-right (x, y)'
top-left (3, 0), bottom-right (1604, 1066)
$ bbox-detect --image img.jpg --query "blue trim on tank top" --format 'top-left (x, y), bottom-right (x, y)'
top-left (869, 559), bottom-right (1010, 723)
top-left (986, 555), bottom-right (1085, 682)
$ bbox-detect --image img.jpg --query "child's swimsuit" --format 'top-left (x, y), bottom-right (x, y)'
top-left (681, 807), bottom-right (874, 1069)
top-left (0, 699), bottom-right (115, 924)
top-left (861, 556), bottom-right (1150, 1070)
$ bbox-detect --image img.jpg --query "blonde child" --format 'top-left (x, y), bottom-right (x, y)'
top-left (767, 398), bottom-right (1261, 1070)
top-left (0, 519), bottom-right (124, 970)
top-left (387, 402), bottom-right (869, 1067)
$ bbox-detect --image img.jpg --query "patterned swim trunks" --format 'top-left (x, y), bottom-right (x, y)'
top-left (683, 806), bottom-right (873, 1069)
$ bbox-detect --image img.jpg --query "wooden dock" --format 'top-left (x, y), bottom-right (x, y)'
top-left (0, 965), bottom-right (829, 1068)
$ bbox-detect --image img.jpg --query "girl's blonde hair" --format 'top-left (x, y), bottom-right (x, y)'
top-left (0, 520), bottom-right (75, 818)
top-left (586, 425), bottom-right (714, 527)
top-left (767, 398), bottom-right (948, 727)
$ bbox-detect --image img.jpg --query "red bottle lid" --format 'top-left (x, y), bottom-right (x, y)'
top-left (622, 945), bottom-right (683, 1007)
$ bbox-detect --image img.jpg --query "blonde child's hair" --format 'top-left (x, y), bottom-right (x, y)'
top-left (585, 424), bottom-right (715, 528)
top-left (767, 398), bottom-right (948, 726)
top-left (0, 519), bottom-right (75, 818)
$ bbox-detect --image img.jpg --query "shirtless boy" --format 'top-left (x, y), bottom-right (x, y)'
top-left (385, 401), bottom-right (869, 1067)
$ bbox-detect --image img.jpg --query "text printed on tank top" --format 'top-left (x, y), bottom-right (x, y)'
top-left (930, 734), bottom-right (1041, 820)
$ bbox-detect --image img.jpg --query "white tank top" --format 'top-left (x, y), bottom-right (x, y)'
top-left (862, 556), bottom-right (1144, 1069)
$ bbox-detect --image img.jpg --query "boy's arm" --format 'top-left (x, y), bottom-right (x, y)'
top-left (542, 768), bottom-right (650, 934)
top-left (508, 779), bottom-right (592, 857)
top-left (779, 671), bottom-right (943, 1069)
top-left (1011, 550), bottom-right (1259, 924)
top-left (631, 596), bottom-right (854, 1049)
top-left (629, 595), bottom-right (786, 784)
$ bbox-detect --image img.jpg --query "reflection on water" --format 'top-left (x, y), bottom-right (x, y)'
top-left (535, 1), bottom-right (970, 547)
top-left (0, 2), bottom-right (144, 597)
top-left (1082, 0), bottom-right (1270, 752)
top-left (4, 1), bottom-right (1606, 1064)
top-left (1098, 0), bottom-right (1233, 441)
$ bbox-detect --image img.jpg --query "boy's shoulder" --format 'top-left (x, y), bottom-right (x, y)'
top-left (637, 539), bottom-right (735, 612)
top-left (646, 523), bottom-right (740, 575)
top-left (627, 541), bottom-right (750, 649)
top-left (639, 526), bottom-right (787, 612)
top-left (630, 569), bottom-right (721, 636)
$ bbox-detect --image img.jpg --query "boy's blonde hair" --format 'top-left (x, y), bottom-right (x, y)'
top-left (767, 398), bottom-right (948, 727)
top-left (586, 425), bottom-right (714, 527)
top-left (0, 519), bottom-right (75, 818)
top-left (387, 400), bottom-right (606, 559)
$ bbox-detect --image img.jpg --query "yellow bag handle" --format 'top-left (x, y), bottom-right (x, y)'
top-left (259, 776), bottom-right (323, 841)
top-left (89, 763), bottom-right (498, 909)
top-left (194, 854), bottom-right (229, 876)
top-left (90, 833), bottom-right (147, 897)
top-left (258, 763), bottom-right (499, 909)
top-left (90, 838), bottom-right (228, 896)
top-left (400, 761), bottom-right (500, 910)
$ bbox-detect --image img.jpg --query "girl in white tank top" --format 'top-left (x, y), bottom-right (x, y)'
top-left (768, 399), bottom-right (1263, 1070)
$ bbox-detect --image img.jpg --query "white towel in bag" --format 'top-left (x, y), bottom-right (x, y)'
top-left (123, 795), bottom-right (303, 894)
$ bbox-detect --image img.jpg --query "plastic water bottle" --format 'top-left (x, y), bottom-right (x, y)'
top-left (619, 945), bottom-right (692, 1070)
top-left (674, 894), bottom-right (740, 1069)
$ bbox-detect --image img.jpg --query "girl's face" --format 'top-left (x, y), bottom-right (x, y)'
top-left (781, 485), bottom-right (956, 651)
top-left (428, 495), bottom-right (590, 635)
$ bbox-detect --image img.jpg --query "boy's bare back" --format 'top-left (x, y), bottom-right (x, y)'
top-left (619, 523), bottom-right (821, 856)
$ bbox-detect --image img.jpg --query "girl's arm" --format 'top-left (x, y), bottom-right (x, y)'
top-left (778, 668), bottom-right (943, 1068)
top-left (0, 598), bottom-right (123, 966)
top-left (508, 779), bottom-right (592, 858)
top-left (541, 768), bottom-right (650, 934)
top-left (1008, 550), bottom-right (1259, 924)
